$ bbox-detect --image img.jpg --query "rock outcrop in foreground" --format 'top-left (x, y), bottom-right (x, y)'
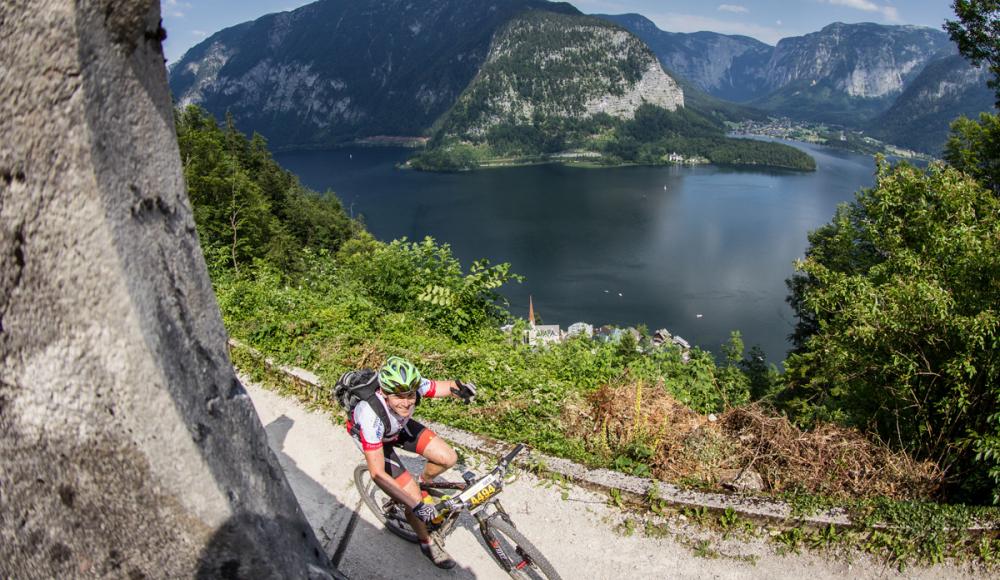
top-left (0, 1), bottom-right (331, 577)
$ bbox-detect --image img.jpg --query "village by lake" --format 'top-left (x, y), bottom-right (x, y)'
top-left (277, 140), bottom-right (884, 364)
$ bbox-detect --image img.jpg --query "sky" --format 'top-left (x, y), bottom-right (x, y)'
top-left (161, 0), bottom-right (958, 64)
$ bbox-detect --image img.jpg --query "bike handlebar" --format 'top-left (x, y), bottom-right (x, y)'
top-left (436, 444), bottom-right (527, 515)
top-left (499, 443), bottom-right (525, 468)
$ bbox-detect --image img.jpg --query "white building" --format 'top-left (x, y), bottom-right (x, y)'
top-left (566, 322), bottom-right (594, 338)
top-left (529, 325), bottom-right (562, 346)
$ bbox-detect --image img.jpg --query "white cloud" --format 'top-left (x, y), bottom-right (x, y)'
top-left (646, 12), bottom-right (788, 44)
top-left (192, 30), bottom-right (207, 38)
top-left (163, 0), bottom-right (191, 18)
top-left (821, 0), bottom-right (900, 21)
top-left (718, 4), bottom-right (749, 14)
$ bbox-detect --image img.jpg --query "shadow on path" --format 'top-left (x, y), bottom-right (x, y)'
top-left (260, 415), bottom-right (479, 579)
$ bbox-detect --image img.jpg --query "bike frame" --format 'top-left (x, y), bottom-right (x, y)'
top-left (358, 443), bottom-right (557, 577)
top-left (418, 444), bottom-right (531, 573)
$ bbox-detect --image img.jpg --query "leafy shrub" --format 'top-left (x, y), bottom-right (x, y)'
top-left (784, 159), bottom-right (1000, 501)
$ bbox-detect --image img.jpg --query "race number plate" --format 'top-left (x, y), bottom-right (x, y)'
top-left (459, 473), bottom-right (500, 507)
top-left (469, 483), bottom-right (498, 507)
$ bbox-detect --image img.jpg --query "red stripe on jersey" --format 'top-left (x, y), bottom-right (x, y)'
top-left (348, 418), bottom-right (383, 450)
top-left (425, 380), bottom-right (437, 398)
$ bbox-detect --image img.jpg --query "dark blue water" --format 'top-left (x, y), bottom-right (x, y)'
top-left (276, 142), bottom-right (880, 364)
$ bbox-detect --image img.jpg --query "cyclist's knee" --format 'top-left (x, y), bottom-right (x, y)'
top-left (422, 436), bottom-right (457, 468)
top-left (439, 445), bottom-right (457, 469)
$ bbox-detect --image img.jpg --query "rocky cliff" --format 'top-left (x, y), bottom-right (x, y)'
top-left (598, 13), bottom-right (773, 103)
top-left (439, 10), bottom-right (683, 139)
top-left (1, 1), bottom-right (333, 577)
top-left (750, 22), bottom-right (957, 124)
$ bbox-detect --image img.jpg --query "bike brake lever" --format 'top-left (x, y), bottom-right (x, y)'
top-left (441, 497), bottom-right (463, 513)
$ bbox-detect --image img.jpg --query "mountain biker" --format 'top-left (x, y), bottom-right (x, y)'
top-left (346, 356), bottom-right (477, 569)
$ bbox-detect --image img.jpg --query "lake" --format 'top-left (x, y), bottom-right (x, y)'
top-left (276, 142), bottom-right (881, 364)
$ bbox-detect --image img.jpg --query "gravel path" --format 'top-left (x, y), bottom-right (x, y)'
top-left (244, 380), bottom-right (987, 579)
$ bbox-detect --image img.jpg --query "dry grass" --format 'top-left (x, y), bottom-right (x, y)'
top-left (721, 405), bottom-right (942, 499)
top-left (565, 380), bottom-right (943, 501)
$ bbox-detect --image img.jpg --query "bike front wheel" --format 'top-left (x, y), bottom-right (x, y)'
top-left (352, 464), bottom-right (420, 543)
top-left (485, 519), bottom-right (562, 580)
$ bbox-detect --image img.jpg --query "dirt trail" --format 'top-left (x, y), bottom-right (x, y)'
top-left (244, 380), bottom-right (986, 579)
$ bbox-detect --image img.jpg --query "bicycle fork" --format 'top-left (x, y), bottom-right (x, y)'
top-left (476, 501), bottom-right (532, 572)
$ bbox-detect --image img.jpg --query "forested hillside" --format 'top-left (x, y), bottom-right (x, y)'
top-left (867, 54), bottom-right (995, 154)
top-left (175, 106), bottom-right (357, 273)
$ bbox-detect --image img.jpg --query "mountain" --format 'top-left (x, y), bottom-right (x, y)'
top-left (168, 0), bottom-right (580, 149)
top-left (414, 11), bottom-right (813, 172)
top-left (867, 54), bottom-right (995, 154)
top-left (597, 14), bottom-right (773, 103)
top-left (437, 11), bottom-right (683, 139)
top-left (604, 17), bottom-right (968, 129)
top-left (750, 22), bottom-right (957, 125)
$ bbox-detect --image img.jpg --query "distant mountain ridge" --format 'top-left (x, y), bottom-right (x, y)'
top-left (603, 15), bottom-right (956, 109)
top-left (169, 0), bottom-right (994, 155)
top-left (752, 22), bottom-right (956, 124)
top-left (601, 14), bottom-right (993, 153)
top-left (169, 0), bottom-right (581, 149)
top-left (867, 54), bottom-right (994, 153)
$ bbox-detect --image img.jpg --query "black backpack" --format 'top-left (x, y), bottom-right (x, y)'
top-left (333, 369), bottom-right (421, 440)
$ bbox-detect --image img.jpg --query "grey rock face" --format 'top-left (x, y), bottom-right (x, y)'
top-left (0, 1), bottom-right (331, 578)
top-left (599, 14), bottom-right (773, 103)
top-left (763, 23), bottom-right (954, 99)
top-left (443, 11), bottom-right (683, 139)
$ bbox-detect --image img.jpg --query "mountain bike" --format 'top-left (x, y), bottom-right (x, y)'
top-left (353, 443), bottom-right (562, 579)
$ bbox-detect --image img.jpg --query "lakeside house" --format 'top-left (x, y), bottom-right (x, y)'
top-left (513, 296), bottom-right (691, 359)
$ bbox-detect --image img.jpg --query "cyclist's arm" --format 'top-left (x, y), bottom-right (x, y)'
top-left (363, 447), bottom-right (419, 507)
top-left (419, 378), bottom-right (463, 398)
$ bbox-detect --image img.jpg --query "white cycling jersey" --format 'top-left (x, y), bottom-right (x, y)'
top-left (350, 378), bottom-right (437, 451)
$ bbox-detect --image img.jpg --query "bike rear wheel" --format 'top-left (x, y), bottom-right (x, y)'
top-left (353, 464), bottom-right (420, 543)
top-left (485, 519), bottom-right (562, 580)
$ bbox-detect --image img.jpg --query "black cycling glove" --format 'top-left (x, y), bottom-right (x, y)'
top-left (454, 380), bottom-right (477, 404)
top-left (412, 501), bottom-right (438, 523)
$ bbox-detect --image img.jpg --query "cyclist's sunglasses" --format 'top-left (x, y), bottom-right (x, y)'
top-left (384, 380), bottom-right (420, 399)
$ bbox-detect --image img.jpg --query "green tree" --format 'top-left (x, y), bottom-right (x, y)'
top-left (945, 0), bottom-right (1000, 107)
top-left (175, 105), bottom-right (356, 274)
top-left (739, 345), bottom-right (779, 401)
top-left (944, 113), bottom-right (1000, 194)
top-left (783, 159), bottom-right (1000, 501)
top-left (716, 331), bottom-right (751, 409)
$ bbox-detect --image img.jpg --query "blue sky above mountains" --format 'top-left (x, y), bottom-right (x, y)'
top-left (161, 0), bottom-right (956, 63)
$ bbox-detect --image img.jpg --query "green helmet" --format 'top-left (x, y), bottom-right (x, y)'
top-left (378, 356), bottom-right (421, 394)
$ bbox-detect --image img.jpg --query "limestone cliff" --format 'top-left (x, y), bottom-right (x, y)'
top-left (441, 11), bottom-right (683, 139)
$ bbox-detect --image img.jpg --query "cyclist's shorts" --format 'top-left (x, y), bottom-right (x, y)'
top-left (350, 419), bottom-right (436, 487)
